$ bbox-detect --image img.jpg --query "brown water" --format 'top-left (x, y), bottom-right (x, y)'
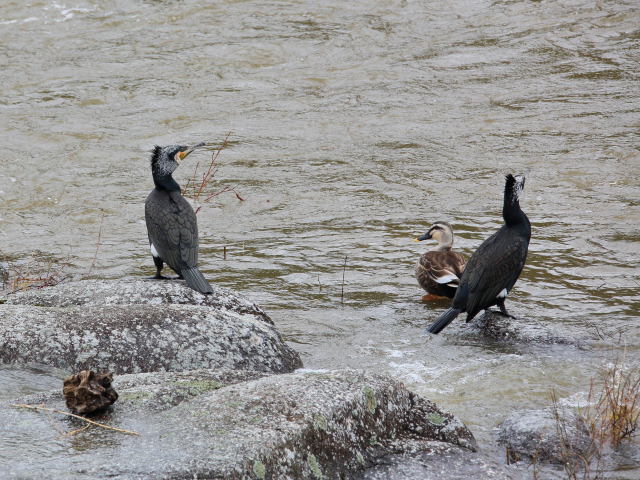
top-left (1, 0), bottom-right (639, 476)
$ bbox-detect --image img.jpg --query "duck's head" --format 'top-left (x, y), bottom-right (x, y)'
top-left (415, 221), bottom-right (454, 250)
top-left (151, 142), bottom-right (205, 177)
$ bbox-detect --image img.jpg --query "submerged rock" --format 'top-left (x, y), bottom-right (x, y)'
top-left (0, 279), bottom-right (301, 374)
top-left (497, 407), bottom-right (592, 464)
top-left (3, 369), bottom-right (476, 480)
top-left (443, 310), bottom-right (583, 346)
top-left (63, 370), bottom-right (118, 414)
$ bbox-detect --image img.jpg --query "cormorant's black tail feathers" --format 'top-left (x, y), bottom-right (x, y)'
top-left (182, 267), bottom-right (213, 294)
top-left (426, 308), bottom-right (461, 334)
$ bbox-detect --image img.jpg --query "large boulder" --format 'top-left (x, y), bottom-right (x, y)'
top-left (0, 279), bottom-right (301, 374)
top-left (497, 407), bottom-right (592, 464)
top-left (3, 369), bottom-right (477, 480)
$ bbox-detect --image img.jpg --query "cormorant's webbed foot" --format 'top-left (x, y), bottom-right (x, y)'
top-left (153, 272), bottom-right (171, 280)
top-left (152, 256), bottom-right (167, 280)
top-left (497, 301), bottom-right (516, 319)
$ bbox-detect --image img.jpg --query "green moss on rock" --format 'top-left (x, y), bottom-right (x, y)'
top-left (427, 412), bottom-right (446, 426)
top-left (252, 460), bottom-right (266, 479)
top-left (363, 386), bottom-right (377, 414)
top-left (174, 379), bottom-right (223, 395)
top-left (307, 453), bottom-right (323, 479)
top-left (120, 391), bottom-right (154, 404)
top-left (313, 413), bottom-right (328, 431)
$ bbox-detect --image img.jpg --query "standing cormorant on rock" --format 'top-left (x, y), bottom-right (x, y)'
top-left (414, 221), bottom-right (466, 301)
top-left (145, 143), bottom-right (213, 294)
top-left (426, 174), bottom-right (531, 334)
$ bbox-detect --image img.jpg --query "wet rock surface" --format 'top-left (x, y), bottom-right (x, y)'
top-left (357, 440), bottom-right (521, 480)
top-left (0, 280), bottom-right (301, 374)
top-left (443, 310), bottom-right (583, 346)
top-left (497, 407), bottom-right (592, 464)
top-left (3, 369), bottom-right (477, 480)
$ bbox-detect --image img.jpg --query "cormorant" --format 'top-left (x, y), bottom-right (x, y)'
top-left (144, 142), bottom-right (213, 294)
top-left (415, 221), bottom-right (466, 301)
top-left (426, 174), bottom-right (530, 334)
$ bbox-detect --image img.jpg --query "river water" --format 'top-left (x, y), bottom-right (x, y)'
top-left (1, 0), bottom-right (639, 477)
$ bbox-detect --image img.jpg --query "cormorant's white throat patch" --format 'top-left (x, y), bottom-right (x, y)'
top-left (513, 175), bottom-right (525, 201)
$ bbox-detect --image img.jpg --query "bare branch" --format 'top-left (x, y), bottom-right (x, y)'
top-left (11, 403), bottom-right (139, 436)
top-left (182, 132), bottom-right (244, 214)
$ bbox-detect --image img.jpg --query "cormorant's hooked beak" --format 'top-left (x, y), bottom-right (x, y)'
top-left (178, 142), bottom-right (206, 162)
top-left (415, 232), bottom-right (432, 242)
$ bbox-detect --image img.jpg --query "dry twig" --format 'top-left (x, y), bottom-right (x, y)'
top-left (550, 390), bottom-right (600, 480)
top-left (341, 255), bottom-right (347, 304)
top-left (182, 132), bottom-right (244, 214)
top-left (87, 209), bottom-right (105, 276)
top-left (582, 354), bottom-right (640, 448)
top-left (11, 403), bottom-right (139, 436)
top-left (547, 351), bottom-right (640, 480)
top-left (61, 424), bottom-right (91, 437)
top-left (5, 257), bottom-right (71, 293)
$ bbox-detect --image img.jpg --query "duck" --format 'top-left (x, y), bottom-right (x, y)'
top-left (414, 221), bottom-right (466, 301)
top-left (426, 174), bottom-right (531, 334)
top-left (144, 142), bottom-right (214, 294)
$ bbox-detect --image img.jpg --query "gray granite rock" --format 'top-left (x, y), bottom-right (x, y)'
top-left (0, 280), bottom-right (301, 374)
top-left (5, 278), bottom-right (273, 324)
top-left (497, 407), bottom-right (592, 464)
top-left (3, 369), bottom-right (477, 480)
top-left (357, 440), bottom-right (522, 480)
top-left (0, 303), bottom-right (301, 374)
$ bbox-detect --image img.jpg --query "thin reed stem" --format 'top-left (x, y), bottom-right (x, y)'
top-left (11, 403), bottom-right (139, 436)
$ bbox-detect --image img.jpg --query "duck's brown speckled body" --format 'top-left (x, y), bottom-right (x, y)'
top-left (415, 222), bottom-right (466, 300)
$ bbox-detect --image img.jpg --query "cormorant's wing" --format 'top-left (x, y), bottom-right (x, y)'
top-left (461, 228), bottom-right (528, 317)
top-left (145, 190), bottom-right (199, 272)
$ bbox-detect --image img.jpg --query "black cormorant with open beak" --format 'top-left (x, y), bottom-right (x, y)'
top-left (144, 142), bottom-right (214, 294)
top-left (426, 174), bottom-right (531, 334)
